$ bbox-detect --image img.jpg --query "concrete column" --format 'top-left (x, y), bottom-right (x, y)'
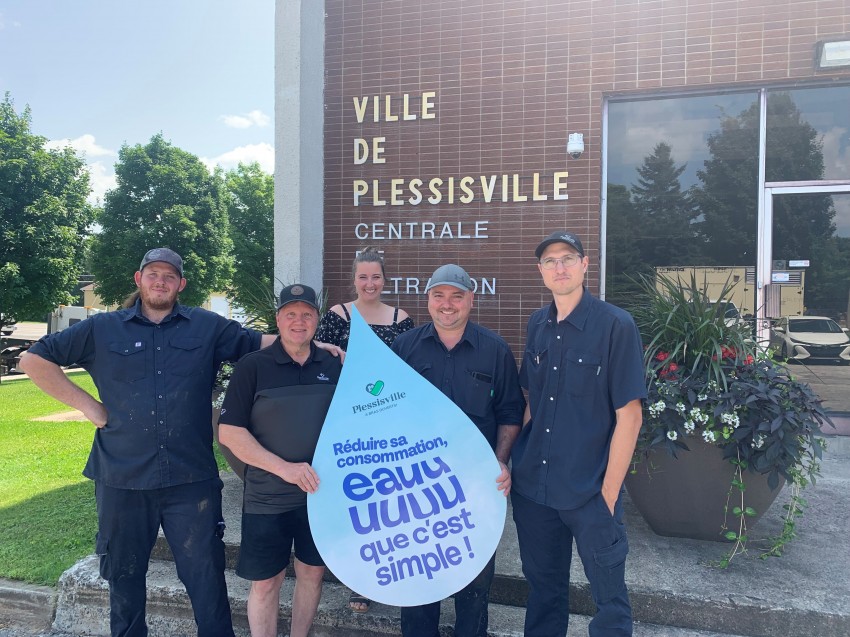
top-left (274, 0), bottom-right (324, 294)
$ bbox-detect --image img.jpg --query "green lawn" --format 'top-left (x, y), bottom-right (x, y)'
top-left (0, 374), bottom-right (230, 585)
top-left (0, 373), bottom-right (99, 585)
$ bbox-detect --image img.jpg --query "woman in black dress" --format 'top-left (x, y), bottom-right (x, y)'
top-left (314, 247), bottom-right (414, 613)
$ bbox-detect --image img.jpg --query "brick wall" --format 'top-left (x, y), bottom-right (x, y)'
top-left (323, 0), bottom-right (850, 355)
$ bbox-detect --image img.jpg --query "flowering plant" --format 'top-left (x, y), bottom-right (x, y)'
top-left (644, 346), bottom-right (827, 490)
top-left (629, 273), bottom-right (832, 563)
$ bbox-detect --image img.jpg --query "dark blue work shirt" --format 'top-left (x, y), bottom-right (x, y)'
top-left (391, 321), bottom-right (525, 450)
top-left (27, 300), bottom-right (261, 490)
top-left (512, 289), bottom-right (646, 510)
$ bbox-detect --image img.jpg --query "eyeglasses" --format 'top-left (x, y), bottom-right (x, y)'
top-left (539, 254), bottom-right (582, 270)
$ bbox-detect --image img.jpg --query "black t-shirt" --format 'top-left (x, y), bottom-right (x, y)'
top-left (219, 339), bottom-right (341, 513)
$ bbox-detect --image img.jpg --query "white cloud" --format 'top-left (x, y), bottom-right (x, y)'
top-left (86, 161), bottom-right (118, 205)
top-left (220, 109), bottom-right (271, 129)
top-left (202, 142), bottom-right (274, 173)
top-left (45, 134), bottom-right (116, 158)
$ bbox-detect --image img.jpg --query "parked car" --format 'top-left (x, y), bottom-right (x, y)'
top-left (770, 316), bottom-right (850, 363)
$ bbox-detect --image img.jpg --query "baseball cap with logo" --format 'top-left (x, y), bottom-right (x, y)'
top-left (425, 264), bottom-right (474, 292)
top-left (139, 248), bottom-right (184, 276)
top-left (276, 284), bottom-right (320, 311)
top-left (534, 231), bottom-right (585, 259)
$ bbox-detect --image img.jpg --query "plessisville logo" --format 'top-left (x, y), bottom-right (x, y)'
top-left (366, 380), bottom-right (385, 396)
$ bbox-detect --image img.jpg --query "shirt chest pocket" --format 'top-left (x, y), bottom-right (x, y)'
top-left (108, 341), bottom-right (147, 382)
top-left (169, 336), bottom-right (204, 377)
top-left (564, 349), bottom-right (601, 397)
top-left (456, 370), bottom-right (493, 418)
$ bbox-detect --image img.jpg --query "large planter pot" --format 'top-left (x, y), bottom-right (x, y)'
top-left (625, 437), bottom-right (784, 542)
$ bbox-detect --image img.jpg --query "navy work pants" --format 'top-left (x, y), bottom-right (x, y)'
top-left (400, 555), bottom-right (496, 637)
top-left (94, 478), bottom-right (234, 637)
top-left (512, 490), bottom-right (632, 637)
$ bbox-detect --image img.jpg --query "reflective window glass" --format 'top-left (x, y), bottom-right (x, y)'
top-left (605, 92), bottom-right (759, 311)
top-left (766, 85), bottom-right (850, 182)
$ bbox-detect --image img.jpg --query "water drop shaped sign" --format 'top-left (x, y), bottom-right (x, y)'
top-left (309, 307), bottom-right (506, 606)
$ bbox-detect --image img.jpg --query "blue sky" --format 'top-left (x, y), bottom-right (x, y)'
top-left (0, 0), bottom-right (274, 202)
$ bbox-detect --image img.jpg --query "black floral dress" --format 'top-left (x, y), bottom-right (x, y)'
top-left (315, 304), bottom-right (414, 351)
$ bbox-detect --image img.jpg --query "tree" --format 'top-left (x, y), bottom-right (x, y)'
top-left (90, 134), bottom-right (233, 307)
top-left (693, 94), bottom-right (833, 268)
top-left (0, 93), bottom-right (94, 331)
top-left (224, 162), bottom-right (275, 327)
top-left (605, 183), bottom-right (647, 308)
top-left (630, 142), bottom-right (698, 267)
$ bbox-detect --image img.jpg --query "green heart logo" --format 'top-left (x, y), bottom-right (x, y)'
top-left (365, 380), bottom-right (385, 396)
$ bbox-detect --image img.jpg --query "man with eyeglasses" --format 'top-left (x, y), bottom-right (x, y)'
top-left (510, 231), bottom-right (647, 636)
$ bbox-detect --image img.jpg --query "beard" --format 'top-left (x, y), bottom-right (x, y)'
top-left (139, 286), bottom-right (179, 311)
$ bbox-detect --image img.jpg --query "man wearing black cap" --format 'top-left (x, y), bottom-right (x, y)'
top-left (390, 263), bottom-right (525, 637)
top-left (20, 247), bottom-right (281, 637)
top-left (218, 284), bottom-right (341, 637)
top-left (510, 232), bottom-right (646, 636)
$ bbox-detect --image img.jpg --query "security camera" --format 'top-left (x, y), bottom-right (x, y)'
top-left (567, 133), bottom-right (584, 159)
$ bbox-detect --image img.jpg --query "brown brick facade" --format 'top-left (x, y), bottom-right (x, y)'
top-left (323, 0), bottom-right (850, 354)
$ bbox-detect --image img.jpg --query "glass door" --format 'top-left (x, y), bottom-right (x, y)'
top-left (764, 188), bottom-right (850, 413)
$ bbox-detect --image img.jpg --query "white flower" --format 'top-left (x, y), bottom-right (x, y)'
top-left (667, 430), bottom-right (678, 441)
top-left (649, 401), bottom-right (667, 417)
top-left (721, 412), bottom-right (740, 428)
top-left (675, 402), bottom-right (687, 415)
top-left (684, 420), bottom-right (695, 434)
top-left (689, 407), bottom-right (709, 425)
top-left (697, 393), bottom-right (708, 402)
top-left (702, 430), bottom-right (717, 443)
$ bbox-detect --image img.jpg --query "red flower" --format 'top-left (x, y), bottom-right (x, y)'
top-left (655, 351), bottom-right (669, 362)
top-left (659, 362), bottom-right (679, 379)
top-left (720, 345), bottom-right (737, 360)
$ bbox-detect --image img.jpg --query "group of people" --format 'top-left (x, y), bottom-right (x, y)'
top-left (21, 230), bottom-right (647, 637)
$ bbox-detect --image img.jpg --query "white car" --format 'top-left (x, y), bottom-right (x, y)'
top-left (770, 316), bottom-right (850, 363)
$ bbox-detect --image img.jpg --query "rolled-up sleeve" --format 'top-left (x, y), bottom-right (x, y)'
top-left (27, 317), bottom-right (97, 369)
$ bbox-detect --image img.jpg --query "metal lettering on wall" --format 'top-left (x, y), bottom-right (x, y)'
top-left (350, 92), bottom-right (566, 295)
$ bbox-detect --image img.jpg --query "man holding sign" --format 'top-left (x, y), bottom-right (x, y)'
top-left (390, 263), bottom-right (525, 637)
top-left (218, 284), bottom-right (341, 637)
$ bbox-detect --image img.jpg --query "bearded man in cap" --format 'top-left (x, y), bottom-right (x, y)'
top-left (218, 284), bottom-right (341, 637)
top-left (21, 248), bottom-right (284, 637)
top-left (510, 232), bottom-right (647, 637)
top-left (390, 263), bottom-right (525, 637)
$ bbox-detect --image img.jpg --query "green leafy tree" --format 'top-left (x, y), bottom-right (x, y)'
top-left (693, 94), bottom-right (833, 267)
top-left (90, 134), bottom-right (233, 307)
top-left (0, 93), bottom-right (94, 331)
top-left (224, 162), bottom-right (274, 326)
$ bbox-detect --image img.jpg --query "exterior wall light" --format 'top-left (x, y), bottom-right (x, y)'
top-left (567, 133), bottom-right (585, 159)
top-left (815, 39), bottom-right (850, 70)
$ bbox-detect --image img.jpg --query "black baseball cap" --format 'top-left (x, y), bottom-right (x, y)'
top-left (139, 248), bottom-right (184, 276)
top-left (534, 231), bottom-right (585, 259)
top-left (276, 284), bottom-right (320, 311)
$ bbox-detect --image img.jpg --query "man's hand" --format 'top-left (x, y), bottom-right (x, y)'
top-left (601, 484), bottom-right (618, 515)
top-left (83, 402), bottom-right (109, 429)
top-left (315, 341), bottom-right (346, 362)
top-left (496, 461), bottom-right (511, 497)
top-left (280, 461), bottom-right (320, 493)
